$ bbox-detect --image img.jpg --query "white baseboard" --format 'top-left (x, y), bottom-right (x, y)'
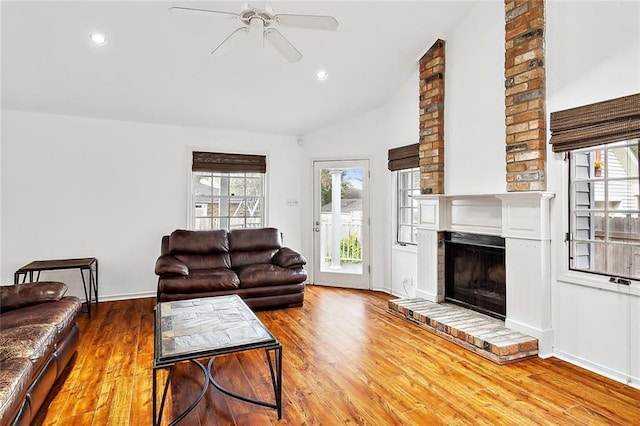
top-left (553, 349), bottom-right (640, 390)
top-left (98, 291), bottom-right (156, 302)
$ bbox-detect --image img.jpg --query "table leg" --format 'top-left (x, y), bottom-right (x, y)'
top-left (206, 346), bottom-right (283, 418)
top-left (266, 346), bottom-right (283, 419)
top-left (152, 368), bottom-right (157, 426)
top-left (154, 366), bottom-right (176, 426)
top-left (155, 363), bottom-right (207, 426)
top-left (80, 268), bottom-right (91, 319)
top-left (93, 259), bottom-right (99, 304)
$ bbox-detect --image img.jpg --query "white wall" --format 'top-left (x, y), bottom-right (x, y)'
top-left (546, 1), bottom-right (640, 387)
top-left (1, 110), bottom-right (302, 300)
top-left (444, 0), bottom-right (505, 195)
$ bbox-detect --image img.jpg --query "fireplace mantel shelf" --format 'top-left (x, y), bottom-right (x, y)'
top-left (412, 191), bottom-right (554, 200)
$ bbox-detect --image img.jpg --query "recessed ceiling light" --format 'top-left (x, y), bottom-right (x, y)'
top-left (89, 33), bottom-right (107, 45)
top-left (316, 70), bottom-right (328, 81)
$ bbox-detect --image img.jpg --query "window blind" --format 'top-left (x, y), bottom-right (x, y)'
top-left (388, 143), bottom-right (420, 171)
top-left (192, 151), bottom-right (266, 173)
top-left (549, 93), bottom-right (640, 153)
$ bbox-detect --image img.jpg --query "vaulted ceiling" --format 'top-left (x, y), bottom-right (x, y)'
top-left (1, 1), bottom-right (477, 136)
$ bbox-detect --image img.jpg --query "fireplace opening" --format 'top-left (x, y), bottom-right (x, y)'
top-left (444, 232), bottom-right (506, 320)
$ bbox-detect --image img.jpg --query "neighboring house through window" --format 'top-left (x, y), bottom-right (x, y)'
top-left (191, 151), bottom-right (266, 230)
top-left (551, 93), bottom-right (640, 281)
top-left (388, 143), bottom-right (421, 245)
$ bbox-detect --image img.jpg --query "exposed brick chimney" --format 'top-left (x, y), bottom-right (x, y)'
top-left (504, 0), bottom-right (546, 191)
top-left (419, 39), bottom-right (446, 195)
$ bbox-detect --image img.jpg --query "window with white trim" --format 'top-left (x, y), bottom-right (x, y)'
top-left (551, 93), bottom-right (640, 282)
top-left (388, 143), bottom-right (420, 245)
top-left (397, 168), bottom-right (420, 245)
top-left (569, 140), bottom-right (640, 279)
top-left (191, 152), bottom-right (265, 231)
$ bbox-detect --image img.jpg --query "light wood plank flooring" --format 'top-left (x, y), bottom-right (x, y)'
top-left (34, 285), bottom-right (640, 425)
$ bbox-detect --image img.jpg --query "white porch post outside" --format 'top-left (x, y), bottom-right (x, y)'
top-left (330, 170), bottom-right (342, 269)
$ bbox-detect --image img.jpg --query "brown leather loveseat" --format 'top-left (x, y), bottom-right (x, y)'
top-left (155, 227), bottom-right (307, 309)
top-left (0, 281), bottom-right (81, 425)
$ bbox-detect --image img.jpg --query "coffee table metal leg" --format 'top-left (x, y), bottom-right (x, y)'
top-left (155, 362), bottom-right (210, 426)
top-left (265, 346), bottom-right (283, 419)
top-left (152, 368), bottom-right (158, 426)
top-left (206, 346), bottom-right (282, 419)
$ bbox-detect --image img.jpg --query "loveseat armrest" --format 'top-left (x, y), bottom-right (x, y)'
top-left (0, 281), bottom-right (68, 313)
top-left (273, 247), bottom-right (307, 268)
top-left (155, 255), bottom-right (189, 276)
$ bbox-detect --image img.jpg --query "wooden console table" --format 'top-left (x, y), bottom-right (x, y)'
top-left (14, 257), bottom-right (98, 318)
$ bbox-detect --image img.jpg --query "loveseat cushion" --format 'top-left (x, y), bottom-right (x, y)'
top-left (169, 229), bottom-right (229, 254)
top-left (235, 264), bottom-right (308, 288)
top-left (175, 253), bottom-right (232, 271)
top-left (230, 249), bottom-right (278, 269)
top-left (1, 297), bottom-right (81, 337)
top-left (0, 358), bottom-right (33, 424)
top-left (0, 281), bottom-right (67, 313)
top-left (0, 325), bottom-right (57, 363)
top-left (229, 228), bottom-right (282, 251)
top-left (159, 269), bottom-right (240, 294)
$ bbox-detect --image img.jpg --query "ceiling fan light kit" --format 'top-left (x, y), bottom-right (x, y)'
top-left (169, 5), bottom-right (338, 62)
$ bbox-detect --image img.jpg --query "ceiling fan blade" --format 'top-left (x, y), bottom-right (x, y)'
top-left (263, 28), bottom-right (302, 63)
top-left (211, 27), bottom-right (250, 56)
top-left (168, 7), bottom-right (240, 19)
top-left (273, 14), bottom-right (338, 31)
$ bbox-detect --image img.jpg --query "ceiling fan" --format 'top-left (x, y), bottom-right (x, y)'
top-left (169, 4), bottom-right (339, 63)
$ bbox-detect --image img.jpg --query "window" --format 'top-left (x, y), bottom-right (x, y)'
top-left (569, 140), bottom-right (640, 279)
top-left (397, 167), bottom-right (421, 245)
top-left (191, 152), bottom-right (266, 231)
top-left (551, 93), bottom-right (640, 281)
top-left (388, 143), bottom-right (420, 245)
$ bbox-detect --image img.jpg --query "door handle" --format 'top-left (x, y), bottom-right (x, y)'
top-left (314, 227), bottom-right (320, 232)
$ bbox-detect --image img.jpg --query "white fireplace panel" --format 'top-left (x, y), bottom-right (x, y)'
top-left (419, 200), bottom-right (438, 226)
top-left (505, 238), bottom-right (553, 355)
top-left (416, 229), bottom-right (442, 302)
top-left (450, 199), bottom-right (502, 235)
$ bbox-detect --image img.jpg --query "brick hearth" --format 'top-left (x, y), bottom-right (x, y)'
top-left (388, 298), bottom-right (538, 364)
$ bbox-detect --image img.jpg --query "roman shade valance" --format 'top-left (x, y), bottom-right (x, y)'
top-left (388, 143), bottom-right (420, 171)
top-left (549, 93), bottom-right (640, 153)
top-left (192, 151), bottom-right (267, 173)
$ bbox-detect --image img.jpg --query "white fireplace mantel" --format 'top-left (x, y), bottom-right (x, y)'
top-left (413, 191), bottom-right (555, 356)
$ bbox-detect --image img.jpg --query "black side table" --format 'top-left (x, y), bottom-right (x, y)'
top-left (14, 257), bottom-right (98, 318)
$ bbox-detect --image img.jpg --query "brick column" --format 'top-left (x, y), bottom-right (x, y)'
top-left (505, 0), bottom-right (546, 192)
top-left (419, 39), bottom-right (445, 194)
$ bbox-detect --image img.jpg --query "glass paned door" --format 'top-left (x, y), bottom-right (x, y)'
top-left (313, 160), bottom-right (370, 289)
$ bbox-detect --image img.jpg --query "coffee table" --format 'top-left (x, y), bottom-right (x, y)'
top-left (152, 295), bottom-right (282, 425)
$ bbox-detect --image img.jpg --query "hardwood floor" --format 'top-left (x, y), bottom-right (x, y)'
top-left (34, 285), bottom-right (640, 425)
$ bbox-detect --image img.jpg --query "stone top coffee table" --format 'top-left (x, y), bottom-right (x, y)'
top-left (153, 295), bottom-right (282, 425)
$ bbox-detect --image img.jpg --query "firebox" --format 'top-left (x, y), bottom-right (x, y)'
top-left (444, 232), bottom-right (506, 320)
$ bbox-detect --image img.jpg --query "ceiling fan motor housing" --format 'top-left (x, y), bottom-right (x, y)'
top-left (240, 9), bottom-right (274, 27)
